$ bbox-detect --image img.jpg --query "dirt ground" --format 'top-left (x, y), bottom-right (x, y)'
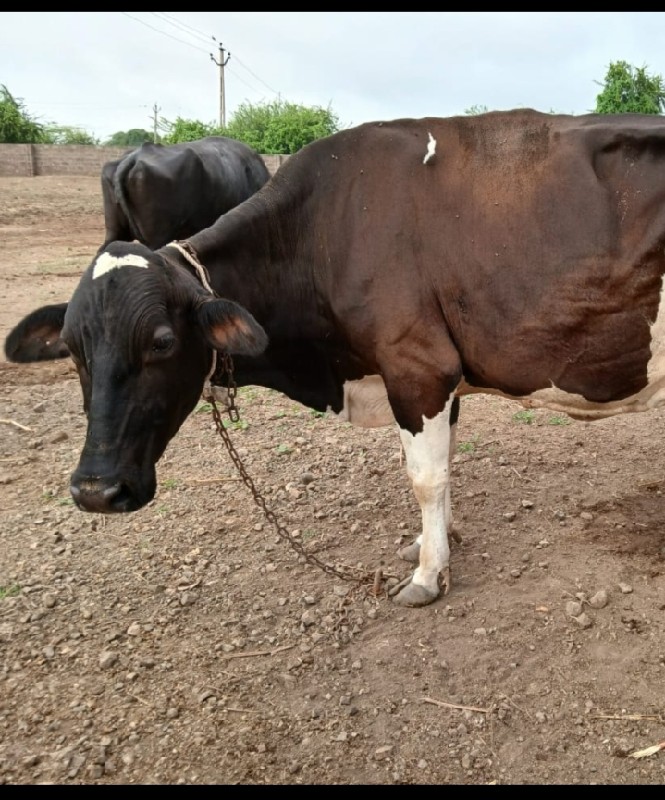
top-left (1, 176), bottom-right (665, 785)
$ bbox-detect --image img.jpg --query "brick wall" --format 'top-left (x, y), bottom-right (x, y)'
top-left (0, 144), bottom-right (288, 178)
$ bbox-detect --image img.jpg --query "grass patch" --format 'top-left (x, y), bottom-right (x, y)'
top-left (547, 414), bottom-right (571, 426)
top-left (458, 433), bottom-right (480, 453)
top-left (0, 585), bottom-right (21, 600)
top-left (513, 410), bottom-right (536, 425)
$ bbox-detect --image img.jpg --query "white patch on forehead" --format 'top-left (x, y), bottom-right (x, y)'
top-left (92, 252), bottom-right (149, 280)
top-left (423, 132), bottom-right (436, 164)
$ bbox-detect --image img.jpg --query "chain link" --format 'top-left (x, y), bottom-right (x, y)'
top-left (209, 356), bottom-right (379, 587)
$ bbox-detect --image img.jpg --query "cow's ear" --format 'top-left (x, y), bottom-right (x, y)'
top-left (4, 303), bottom-right (70, 363)
top-left (197, 299), bottom-right (268, 357)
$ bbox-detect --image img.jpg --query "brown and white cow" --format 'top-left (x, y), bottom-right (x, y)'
top-left (6, 108), bottom-right (665, 607)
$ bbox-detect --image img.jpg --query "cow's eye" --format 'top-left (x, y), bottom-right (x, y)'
top-left (152, 333), bottom-right (175, 354)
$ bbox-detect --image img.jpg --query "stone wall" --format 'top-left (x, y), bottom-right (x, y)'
top-left (0, 144), bottom-right (288, 178)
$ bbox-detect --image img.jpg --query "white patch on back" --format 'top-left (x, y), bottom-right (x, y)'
top-left (423, 132), bottom-right (437, 164)
top-left (92, 252), bottom-right (149, 280)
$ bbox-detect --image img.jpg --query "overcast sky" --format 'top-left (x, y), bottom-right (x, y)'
top-left (2, 12), bottom-right (665, 142)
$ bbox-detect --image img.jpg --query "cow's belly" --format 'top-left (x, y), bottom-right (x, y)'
top-left (339, 370), bottom-right (665, 428)
top-left (507, 378), bottom-right (665, 421)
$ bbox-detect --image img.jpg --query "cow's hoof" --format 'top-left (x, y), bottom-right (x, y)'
top-left (388, 574), bottom-right (439, 607)
top-left (397, 541), bottom-right (421, 563)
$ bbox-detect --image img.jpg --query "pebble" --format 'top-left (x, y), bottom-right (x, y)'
top-left (42, 593), bottom-right (56, 608)
top-left (99, 650), bottom-right (118, 670)
top-left (588, 589), bottom-right (608, 609)
top-left (375, 745), bottom-right (393, 760)
top-left (565, 601), bottom-right (583, 617)
top-left (618, 583), bottom-right (633, 594)
top-left (572, 612), bottom-right (593, 629)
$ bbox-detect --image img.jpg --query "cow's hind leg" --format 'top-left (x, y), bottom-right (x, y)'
top-left (390, 394), bottom-right (457, 607)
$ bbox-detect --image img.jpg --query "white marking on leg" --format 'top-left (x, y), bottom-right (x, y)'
top-left (446, 420), bottom-right (457, 531)
top-left (92, 252), bottom-right (149, 280)
top-left (398, 396), bottom-right (454, 594)
top-left (423, 132), bottom-right (437, 164)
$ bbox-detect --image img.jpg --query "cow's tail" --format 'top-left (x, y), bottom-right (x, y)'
top-left (113, 150), bottom-right (144, 243)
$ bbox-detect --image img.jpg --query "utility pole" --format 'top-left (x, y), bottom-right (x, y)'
top-left (210, 43), bottom-right (230, 128)
top-left (149, 104), bottom-right (161, 143)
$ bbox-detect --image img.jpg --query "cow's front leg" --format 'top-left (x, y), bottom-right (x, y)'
top-left (391, 397), bottom-right (455, 607)
top-left (398, 398), bottom-right (461, 564)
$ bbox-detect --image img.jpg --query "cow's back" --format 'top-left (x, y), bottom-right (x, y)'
top-left (102, 137), bottom-right (270, 250)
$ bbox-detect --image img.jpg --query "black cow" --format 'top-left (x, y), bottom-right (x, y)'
top-left (99, 136), bottom-right (271, 250)
top-left (7, 108), bottom-right (665, 608)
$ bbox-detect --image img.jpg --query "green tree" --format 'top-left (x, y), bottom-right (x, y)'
top-left (43, 125), bottom-right (99, 145)
top-left (464, 104), bottom-right (489, 115)
top-left (594, 60), bottom-right (665, 114)
top-left (161, 117), bottom-right (221, 144)
top-left (0, 84), bottom-right (46, 143)
top-left (104, 129), bottom-right (155, 147)
top-left (223, 99), bottom-right (340, 155)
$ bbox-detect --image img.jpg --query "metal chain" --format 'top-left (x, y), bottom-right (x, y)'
top-left (208, 356), bottom-right (377, 586)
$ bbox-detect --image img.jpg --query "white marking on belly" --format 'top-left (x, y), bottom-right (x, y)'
top-left (423, 132), bottom-right (437, 165)
top-left (92, 252), bottom-right (149, 280)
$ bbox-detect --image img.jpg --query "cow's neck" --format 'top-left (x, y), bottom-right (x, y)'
top-left (187, 193), bottom-right (325, 340)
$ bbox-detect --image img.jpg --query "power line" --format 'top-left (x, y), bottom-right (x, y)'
top-left (151, 11), bottom-right (213, 45)
top-left (225, 65), bottom-right (271, 96)
top-left (231, 54), bottom-right (280, 95)
top-left (121, 12), bottom-right (209, 55)
top-left (148, 12), bottom-right (281, 98)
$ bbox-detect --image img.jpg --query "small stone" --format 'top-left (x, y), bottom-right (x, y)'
top-left (565, 601), bottom-right (583, 617)
top-left (535, 711), bottom-right (547, 723)
top-left (42, 593), bottom-right (56, 608)
top-left (503, 511), bottom-right (516, 522)
top-left (572, 612), bottom-right (593, 629)
top-left (521, 500), bottom-right (534, 509)
top-left (375, 745), bottom-right (393, 760)
top-left (99, 650), bottom-right (118, 670)
top-left (618, 583), bottom-right (633, 594)
top-left (473, 627), bottom-right (487, 636)
top-left (301, 610), bottom-right (317, 627)
top-left (127, 622), bottom-right (141, 636)
top-left (588, 589), bottom-right (608, 609)
top-left (580, 511), bottom-right (594, 522)
top-left (43, 645), bottom-right (55, 659)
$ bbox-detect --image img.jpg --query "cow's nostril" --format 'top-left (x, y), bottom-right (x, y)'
top-left (69, 481), bottom-right (125, 513)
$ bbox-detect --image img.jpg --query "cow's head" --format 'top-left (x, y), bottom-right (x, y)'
top-left (7, 241), bottom-right (267, 513)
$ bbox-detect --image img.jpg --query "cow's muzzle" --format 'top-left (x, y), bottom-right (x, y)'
top-left (69, 476), bottom-right (146, 513)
